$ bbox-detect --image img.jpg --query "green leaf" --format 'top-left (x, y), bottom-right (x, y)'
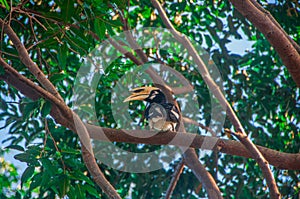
top-left (61, 146), bottom-right (81, 155)
top-left (55, 151), bottom-right (62, 158)
top-left (0, 98), bottom-right (8, 110)
top-left (5, 145), bottom-right (25, 151)
top-left (21, 166), bottom-right (35, 187)
top-left (21, 99), bottom-right (39, 120)
top-left (57, 44), bottom-right (68, 69)
top-left (14, 151), bottom-right (38, 165)
top-left (74, 184), bottom-right (85, 198)
top-left (29, 172), bottom-right (42, 192)
top-left (68, 186), bottom-right (77, 199)
top-left (94, 18), bottom-right (106, 40)
top-left (40, 172), bottom-right (53, 189)
top-left (69, 171), bottom-right (94, 185)
top-left (114, 0), bottom-right (127, 9)
top-left (50, 73), bottom-right (67, 84)
top-left (83, 184), bottom-right (99, 197)
top-left (58, 174), bottom-right (70, 197)
top-left (105, 22), bottom-right (116, 36)
top-left (40, 158), bottom-right (57, 176)
top-left (59, 1), bottom-right (75, 22)
top-left (14, 153), bottom-right (32, 162)
top-left (0, 66), bottom-right (5, 75)
top-left (40, 100), bottom-right (52, 117)
top-left (0, 0), bottom-right (10, 10)
top-left (204, 34), bottom-right (213, 48)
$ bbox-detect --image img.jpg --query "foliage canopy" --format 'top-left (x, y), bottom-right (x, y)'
top-left (0, 0), bottom-right (299, 198)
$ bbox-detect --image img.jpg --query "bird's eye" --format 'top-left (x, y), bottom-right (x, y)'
top-left (149, 91), bottom-right (158, 100)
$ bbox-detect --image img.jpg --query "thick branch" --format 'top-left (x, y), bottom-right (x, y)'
top-left (230, 0), bottom-right (300, 87)
top-left (2, 68), bottom-right (298, 171)
top-left (0, 19), bottom-right (64, 101)
top-left (249, 0), bottom-right (300, 54)
top-left (0, 73), bottom-right (40, 101)
top-left (183, 149), bottom-right (222, 198)
top-left (1, 64), bottom-right (298, 184)
top-left (0, 58), bottom-right (121, 199)
top-left (73, 113), bottom-right (121, 199)
top-left (151, 1), bottom-right (280, 197)
top-left (0, 15), bottom-right (122, 198)
top-left (86, 124), bottom-right (300, 170)
top-left (0, 57), bottom-right (72, 120)
top-left (108, 19), bottom-right (222, 196)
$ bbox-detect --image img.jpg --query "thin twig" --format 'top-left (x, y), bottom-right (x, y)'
top-left (106, 35), bottom-right (143, 65)
top-left (43, 119), bottom-right (67, 171)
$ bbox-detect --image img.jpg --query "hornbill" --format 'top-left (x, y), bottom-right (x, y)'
top-left (124, 86), bottom-right (180, 132)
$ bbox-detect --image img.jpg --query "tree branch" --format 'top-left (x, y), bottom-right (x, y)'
top-left (106, 35), bottom-right (143, 65)
top-left (86, 124), bottom-right (300, 170)
top-left (0, 58), bottom-right (121, 199)
top-left (1, 66), bottom-right (299, 172)
top-left (165, 159), bottom-right (184, 199)
top-left (73, 113), bottom-right (121, 199)
top-left (150, 0), bottom-right (280, 198)
top-left (0, 14), bottom-right (122, 198)
top-left (183, 149), bottom-right (222, 198)
top-left (114, 11), bottom-right (223, 197)
top-left (0, 57), bottom-right (72, 120)
top-left (0, 18), bottom-right (64, 101)
top-left (249, 0), bottom-right (300, 54)
top-left (1, 62), bottom-right (299, 193)
top-left (230, 0), bottom-right (300, 87)
top-left (106, 14), bottom-right (222, 197)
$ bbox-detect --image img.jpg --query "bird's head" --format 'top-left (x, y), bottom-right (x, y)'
top-left (123, 86), bottom-right (166, 104)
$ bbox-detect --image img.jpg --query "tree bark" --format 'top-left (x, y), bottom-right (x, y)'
top-left (230, 0), bottom-right (300, 87)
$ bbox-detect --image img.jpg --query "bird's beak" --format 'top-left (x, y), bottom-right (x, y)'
top-left (123, 86), bottom-right (160, 102)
